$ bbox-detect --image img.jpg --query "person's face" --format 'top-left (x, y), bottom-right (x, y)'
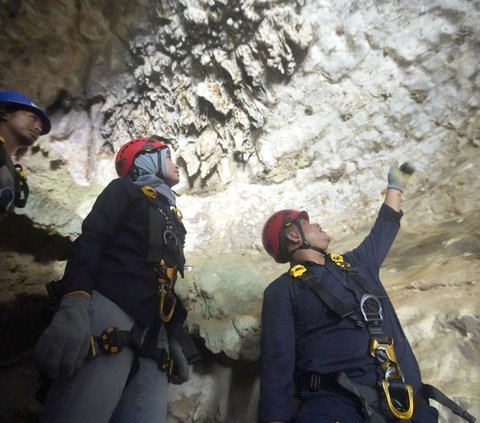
top-left (163, 149), bottom-right (180, 187)
top-left (297, 218), bottom-right (331, 250)
top-left (3, 109), bottom-right (42, 146)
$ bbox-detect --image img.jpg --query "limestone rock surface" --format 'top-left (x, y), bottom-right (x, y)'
top-left (0, 0), bottom-right (479, 422)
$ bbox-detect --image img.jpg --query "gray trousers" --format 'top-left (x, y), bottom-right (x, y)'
top-left (40, 292), bottom-right (169, 423)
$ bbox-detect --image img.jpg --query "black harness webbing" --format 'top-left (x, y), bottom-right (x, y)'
top-left (293, 269), bottom-right (356, 319)
top-left (89, 322), bottom-right (173, 373)
top-left (336, 372), bottom-right (388, 423)
top-left (144, 192), bottom-right (186, 272)
top-left (290, 257), bottom-right (385, 327)
top-left (421, 384), bottom-right (476, 423)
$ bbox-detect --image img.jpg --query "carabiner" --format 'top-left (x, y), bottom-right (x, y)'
top-left (380, 379), bottom-right (414, 420)
top-left (158, 284), bottom-right (176, 322)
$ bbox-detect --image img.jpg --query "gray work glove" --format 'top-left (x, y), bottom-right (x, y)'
top-left (387, 161), bottom-right (416, 192)
top-left (168, 339), bottom-right (190, 385)
top-left (33, 293), bottom-right (91, 380)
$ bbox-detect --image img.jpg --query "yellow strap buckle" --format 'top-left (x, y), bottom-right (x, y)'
top-left (141, 185), bottom-right (157, 199)
top-left (380, 379), bottom-right (414, 420)
top-left (329, 253), bottom-right (351, 269)
top-left (290, 264), bottom-right (307, 278)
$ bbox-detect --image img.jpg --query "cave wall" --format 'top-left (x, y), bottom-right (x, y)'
top-left (0, 0), bottom-right (479, 422)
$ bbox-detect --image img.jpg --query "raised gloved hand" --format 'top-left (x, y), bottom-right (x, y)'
top-left (168, 339), bottom-right (190, 385)
top-left (33, 292), bottom-right (91, 380)
top-left (387, 161), bottom-right (416, 192)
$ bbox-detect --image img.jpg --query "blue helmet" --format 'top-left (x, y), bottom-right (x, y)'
top-left (0, 90), bottom-right (51, 135)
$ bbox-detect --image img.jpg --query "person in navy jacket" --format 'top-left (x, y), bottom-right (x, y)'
top-left (259, 163), bottom-right (439, 423)
top-left (34, 136), bottom-right (193, 423)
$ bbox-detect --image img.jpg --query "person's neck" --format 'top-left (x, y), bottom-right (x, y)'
top-left (0, 131), bottom-right (18, 156)
top-left (291, 250), bottom-right (326, 265)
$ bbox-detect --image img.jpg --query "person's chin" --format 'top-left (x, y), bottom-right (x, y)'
top-left (20, 134), bottom-right (37, 146)
top-left (167, 177), bottom-right (180, 187)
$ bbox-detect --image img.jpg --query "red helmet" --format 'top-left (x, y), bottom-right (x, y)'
top-left (262, 209), bottom-right (309, 263)
top-left (115, 137), bottom-right (168, 177)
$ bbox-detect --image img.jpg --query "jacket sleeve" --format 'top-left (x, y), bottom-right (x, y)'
top-left (349, 203), bottom-right (403, 270)
top-left (61, 178), bottom-right (137, 294)
top-left (258, 279), bottom-right (296, 423)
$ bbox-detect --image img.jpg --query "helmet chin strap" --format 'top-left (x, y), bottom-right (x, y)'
top-left (289, 220), bottom-right (326, 257)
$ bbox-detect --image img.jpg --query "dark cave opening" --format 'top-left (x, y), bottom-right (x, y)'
top-left (0, 214), bottom-right (72, 262)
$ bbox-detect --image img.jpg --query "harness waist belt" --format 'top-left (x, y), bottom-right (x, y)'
top-left (295, 371), bottom-right (476, 423)
top-left (89, 326), bottom-right (173, 373)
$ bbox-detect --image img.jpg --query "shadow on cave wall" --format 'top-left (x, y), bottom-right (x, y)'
top-left (0, 214), bottom-right (72, 262)
top-left (0, 295), bottom-right (57, 423)
top-left (0, 213), bottom-right (72, 423)
top-left (0, 212), bottom-right (72, 365)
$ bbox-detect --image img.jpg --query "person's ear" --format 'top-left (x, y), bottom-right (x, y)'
top-left (285, 230), bottom-right (301, 245)
top-left (0, 108), bottom-right (9, 121)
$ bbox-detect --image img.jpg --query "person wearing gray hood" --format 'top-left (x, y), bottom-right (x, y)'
top-left (34, 136), bottom-right (200, 423)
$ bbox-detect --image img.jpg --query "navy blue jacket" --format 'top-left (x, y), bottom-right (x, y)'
top-left (61, 177), bottom-right (181, 326)
top-left (259, 204), bottom-right (424, 422)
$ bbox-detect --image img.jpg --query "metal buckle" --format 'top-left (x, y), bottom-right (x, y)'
top-left (370, 337), bottom-right (398, 369)
top-left (100, 327), bottom-right (122, 354)
top-left (360, 294), bottom-right (383, 323)
top-left (163, 229), bottom-right (178, 249)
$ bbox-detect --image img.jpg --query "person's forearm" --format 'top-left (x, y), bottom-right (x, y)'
top-left (385, 188), bottom-right (401, 212)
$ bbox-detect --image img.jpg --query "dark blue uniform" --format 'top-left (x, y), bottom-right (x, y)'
top-left (259, 204), bottom-right (438, 423)
top-left (61, 177), bottom-right (181, 326)
top-left (0, 143), bottom-right (21, 218)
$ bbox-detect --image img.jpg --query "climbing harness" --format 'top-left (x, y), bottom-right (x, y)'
top-left (0, 145), bottom-right (29, 217)
top-left (13, 164), bottom-right (29, 208)
top-left (88, 323), bottom-right (173, 373)
top-left (37, 182), bottom-right (201, 404)
top-left (35, 322), bottom-right (174, 406)
top-left (141, 185), bottom-right (187, 325)
top-left (289, 254), bottom-right (476, 423)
